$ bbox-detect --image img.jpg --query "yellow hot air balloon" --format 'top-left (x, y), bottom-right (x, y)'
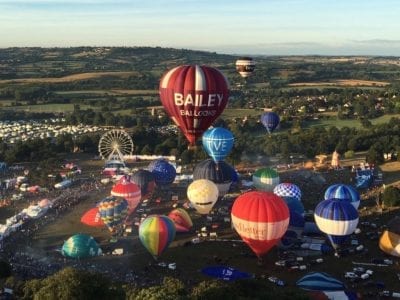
top-left (187, 179), bottom-right (219, 214)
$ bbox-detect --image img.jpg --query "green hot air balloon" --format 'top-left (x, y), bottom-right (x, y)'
top-left (62, 234), bottom-right (102, 259)
top-left (252, 168), bottom-right (280, 191)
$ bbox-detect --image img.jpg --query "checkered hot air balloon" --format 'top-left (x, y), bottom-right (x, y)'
top-left (139, 215), bottom-right (176, 259)
top-left (274, 183), bottom-right (302, 202)
top-left (324, 184), bottom-right (360, 209)
top-left (98, 196), bottom-right (128, 235)
top-left (314, 199), bottom-right (359, 250)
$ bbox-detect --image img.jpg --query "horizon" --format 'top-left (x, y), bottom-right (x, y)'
top-left (1, 0), bottom-right (400, 56)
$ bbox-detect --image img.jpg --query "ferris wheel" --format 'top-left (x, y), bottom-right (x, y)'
top-left (98, 129), bottom-right (134, 162)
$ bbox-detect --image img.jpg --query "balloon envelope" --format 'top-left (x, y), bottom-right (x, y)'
top-left (235, 57), bottom-right (255, 78)
top-left (111, 176), bottom-right (141, 214)
top-left (379, 216), bottom-right (400, 257)
top-left (139, 215), bottom-right (176, 258)
top-left (62, 234), bottom-right (102, 259)
top-left (314, 199), bottom-right (359, 249)
top-left (202, 127), bottom-right (234, 162)
top-left (231, 191), bottom-right (289, 257)
top-left (159, 65), bottom-right (230, 145)
top-left (274, 183), bottom-right (302, 202)
top-left (187, 179), bottom-right (219, 214)
top-left (296, 272), bottom-right (345, 291)
top-left (324, 184), bottom-right (360, 209)
top-left (98, 196), bottom-right (128, 233)
top-left (252, 168), bottom-right (280, 191)
top-left (193, 159), bottom-right (234, 197)
top-left (201, 266), bottom-right (253, 281)
top-left (168, 208), bottom-right (193, 232)
top-left (81, 207), bottom-right (105, 227)
top-left (131, 169), bottom-right (156, 199)
top-left (261, 112), bottom-right (280, 134)
top-left (150, 159), bottom-right (176, 186)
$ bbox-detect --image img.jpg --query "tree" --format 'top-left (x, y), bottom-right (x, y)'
top-left (382, 186), bottom-right (400, 207)
top-left (0, 259), bottom-right (12, 279)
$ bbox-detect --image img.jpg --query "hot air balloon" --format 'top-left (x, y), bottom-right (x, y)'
top-left (98, 196), bottom-right (128, 236)
top-left (260, 112), bottom-right (280, 134)
top-left (62, 234), bottom-right (102, 259)
top-left (231, 191), bottom-right (289, 257)
top-left (282, 196), bottom-right (305, 216)
top-left (279, 209), bottom-right (305, 249)
top-left (252, 168), bottom-right (280, 191)
top-left (159, 65), bottom-right (230, 146)
top-left (202, 127), bottom-right (234, 163)
top-left (111, 176), bottom-right (141, 214)
top-left (201, 266), bottom-right (253, 281)
top-left (379, 216), bottom-right (400, 257)
top-left (149, 159), bottom-right (176, 186)
top-left (235, 57), bottom-right (255, 78)
top-left (324, 184), bottom-right (360, 209)
top-left (314, 199), bottom-right (359, 250)
top-left (187, 179), bottom-right (219, 215)
top-left (131, 169), bottom-right (156, 199)
top-left (168, 208), bottom-right (193, 232)
top-left (193, 159), bottom-right (234, 197)
top-left (274, 183), bottom-right (302, 202)
top-left (296, 272), bottom-right (345, 291)
top-left (139, 215), bottom-right (176, 259)
top-left (81, 207), bottom-right (105, 227)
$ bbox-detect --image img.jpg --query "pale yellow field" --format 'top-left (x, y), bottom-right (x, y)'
top-left (0, 71), bottom-right (138, 84)
top-left (289, 79), bottom-right (390, 87)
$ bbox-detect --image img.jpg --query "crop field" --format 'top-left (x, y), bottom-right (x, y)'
top-left (288, 79), bottom-right (390, 87)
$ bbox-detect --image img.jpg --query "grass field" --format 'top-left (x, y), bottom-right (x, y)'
top-left (288, 79), bottom-right (390, 87)
top-left (55, 89), bottom-right (158, 96)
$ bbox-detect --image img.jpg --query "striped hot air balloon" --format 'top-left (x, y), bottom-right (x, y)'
top-left (235, 57), bottom-right (255, 78)
top-left (314, 199), bottom-right (359, 249)
top-left (379, 216), bottom-right (400, 257)
top-left (324, 184), bottom-right (360, 209)
top-left (231, 191), bottom-right (289, 257)
top-left (98, 196), bottom-right (128, 234)
top-left (296, 272), bottom-right (345, 291)
top-left (62, 234), bottom-right (102, 259)
top-left (260, 112), bottom-right (280, 134)
top-left (274, 183), bottom-right (302, 202)
top-left (159, 65), bottom-right (230, 146)
top-left (202, 127), bottom-right (234, 163)
top-left (168, 208), bottom-right (193, 232)
top-left (139, 215), bottom-right (176, 259)
top-left (111, 176), bottom-right (141, 214)
top-left (187, 179), bottom-right (219, 215)
top-left (252, 168), bottom-right (280, 191)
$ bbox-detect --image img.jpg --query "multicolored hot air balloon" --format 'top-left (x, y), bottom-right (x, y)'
top-left (62, 234), bottom-right (102, 259)
top-left (231, 191), bottom-right (289, 257)
top-left (168, 208), bottom-right (193, 232)
top-left (139, 215), bottom-right (176, 259)
top-left (111, 176), bottom-right (141, 214)
top-left (81, 207), bottom-right (104, 227)
top-left (252, 168), bottom-right (280, 191)
top-left (314, 199), bottom-right (359, 250)
top-left (159, 65), bottom-right (230, 146)
top-left (193, 159), bottom-right (234, 197)
top-left (235, 57), bottom-right (255, 78)
top-left (149, 159), bottom-right (176, 186)
top-left (261, 112), bottom-right (280, 134)
top-left (274, 183), bottom-right (302, 202)
top-left (379, 216), bottom-right (400, 257)
top-left (98, 196), bottom-right (128, 235)
top-left (187, 179), bottom-right (219, 215)
top-left (131, 169), bottom-right (156, 199)
top-left (324, 184), bottom-right (360, 209)
top-left (202, 127), bottom-right (234, 163)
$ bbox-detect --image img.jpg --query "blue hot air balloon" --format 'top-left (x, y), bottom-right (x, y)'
top-left (202, 127), bottom-right (234, 163)
top-left (296, 272), bottom-right (345, 291)
top-left (274, 183), bottom-right (302, 202)
top-left (324, 184), bottom-right (360, 209)
top-left (149, 159), bottom-right (176, 186)
top-left (261, 112), bottom-right (280, 134)
top-left (314, 199), bottom-right (359, 250)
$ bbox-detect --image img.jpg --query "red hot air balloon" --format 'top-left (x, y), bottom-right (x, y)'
top-left (81, 207), bottom-right (105, 227)
top-left (111, 176), bottom-right (141, 214)
top-left (231, 191), bottom-right (289, 258)
top-left (159, 65), bottom-right (230, 146)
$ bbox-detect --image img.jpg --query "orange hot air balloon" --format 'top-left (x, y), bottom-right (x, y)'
top-left (159, 65), bottom-right (230, 146)
top-left (231, 191), bottom-right (289, 257)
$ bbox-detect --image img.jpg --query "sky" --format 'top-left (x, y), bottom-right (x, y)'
top-left (1, 0), bottom-right (400, 55)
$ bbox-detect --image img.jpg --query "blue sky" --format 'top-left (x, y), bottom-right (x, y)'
top-left (1, 0), bottom-right (400, 55)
